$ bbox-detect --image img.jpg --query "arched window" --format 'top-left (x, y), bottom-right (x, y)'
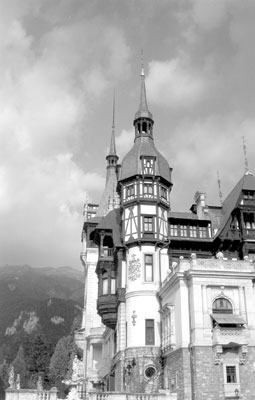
top-left (212, 297), bottom-right (233, 314)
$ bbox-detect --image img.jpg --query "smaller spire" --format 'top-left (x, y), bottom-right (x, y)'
top-left (217, 170), bottom-right (223, 206)
top-left (108, 90), bottom-right (117, 157)
top-left (242, 136), bottom-right (249, 173)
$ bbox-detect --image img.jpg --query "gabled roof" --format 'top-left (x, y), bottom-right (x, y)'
top-left (215, 171), bottom-right (255, 237)
top-left (96, 208), bottom-right (122, 247)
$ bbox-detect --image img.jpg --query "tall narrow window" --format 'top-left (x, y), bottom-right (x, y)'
top-left (180, 225), bottom-right (187, 237)
top-left (111, 278), bottom-right (116, 294)
top-left (189, 225), bottom-right (197, 238)
top-left (143, 216), bottom-right (153, 233)
top-left (144, 254), bottom-right (153, 282)
top-left (127, 184), bottom-right (134, 199)
top-left (102, 276), bottom-right (108, 295)
top-left (226, 366), bottom-right (237, 383)
top-left (170, 224), bottom-right (178, 236)
top-left (199, 226), bottom-right (207, 238)
top-left (145, 319), bottom-right (155, 345)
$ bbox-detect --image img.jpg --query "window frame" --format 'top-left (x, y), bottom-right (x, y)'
top-left (144, 254), bottom-right (154, 282)
top-left (143, 215), bottom-right (154, 234)
top-left (145, 319), bottom-right (155, 345)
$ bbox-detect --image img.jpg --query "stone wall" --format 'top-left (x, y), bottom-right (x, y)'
top-left (113, 347), bottom-right (161, 393)
top-left (164, 348), bottom-right (191, 400)
top-left (239, 346), bottom-right (255, 400)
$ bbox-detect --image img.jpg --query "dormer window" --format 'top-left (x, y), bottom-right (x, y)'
top-left (142, 157), bottom-right (155, 175)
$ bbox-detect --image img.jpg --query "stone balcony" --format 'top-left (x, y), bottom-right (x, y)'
top-left (212, 326), bottom-right (249, 346)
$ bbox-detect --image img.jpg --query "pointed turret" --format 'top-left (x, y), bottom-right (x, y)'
top-left (96, 93), bottom-right (120, 217)
top-left (133, 66), bottom-right (154, 138)
top-left (134, 68), bottom-right (153, 121)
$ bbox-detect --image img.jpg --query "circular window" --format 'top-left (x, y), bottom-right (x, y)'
top-left (144, 365), bottom-right (157, 379)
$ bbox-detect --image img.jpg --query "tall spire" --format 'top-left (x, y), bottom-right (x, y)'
top-left (217, 170), bottom-right (223, 206)
top-left (108, 89), bottom-right (117, 157)
top-left (134, 52), bottom-right (153, 121)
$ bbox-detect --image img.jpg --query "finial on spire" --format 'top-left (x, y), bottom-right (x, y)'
top-left (141, 49), bottom-right (144, 76)
top-left (112, 88), bottom-right (115, 131)
top-left (107, 89), bottom-right (118, 158)
top-left (242, 136), bottom-right (249, 173)
top-left (217, 171), bottom-right (223, 206)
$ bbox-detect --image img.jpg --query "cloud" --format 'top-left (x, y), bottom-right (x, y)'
top-left (146, 56), bottom-right (210, 109)
top-left (0, 2), bottom-right (131, 268)
top-left (167, 113), bottom-right (255, 211)
top-left (191, 0), bottom-right (229, 31)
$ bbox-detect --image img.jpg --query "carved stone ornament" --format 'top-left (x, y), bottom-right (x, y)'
top-left (239, 345), bottom-right (248, 365)
top-left (128, 254), bottom-right (141, 281)
top-left (213, 345), bottom-right (223, 365)
top-left (132, 310), bottom-right (137, 326)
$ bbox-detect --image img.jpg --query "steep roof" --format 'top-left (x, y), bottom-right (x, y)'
top-left (96, 208), bottom-right (122, 247)
top-left (119, 135), bottom-right (172, 183)
top-left (216, 171), bottom-right (255, 237)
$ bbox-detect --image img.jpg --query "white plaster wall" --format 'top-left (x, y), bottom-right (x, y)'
top-left (126, 292), bottom-right (160, 347)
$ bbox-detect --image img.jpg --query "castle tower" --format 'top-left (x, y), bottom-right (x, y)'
top-left (114, 67), bottom-right (173, 392)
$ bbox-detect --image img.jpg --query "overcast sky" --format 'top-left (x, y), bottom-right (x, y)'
top-left (0, 0), bottom-right (255, 269)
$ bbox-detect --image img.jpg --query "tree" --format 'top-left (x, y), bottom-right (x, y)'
top-left (12, 346), bottom-right (27, 387)
top-left (0, 359), bottom-right (10, 399)
top-left (24, 334), bottom-right (51, 388)
top-left (49, 335), bottom-right (76, 397)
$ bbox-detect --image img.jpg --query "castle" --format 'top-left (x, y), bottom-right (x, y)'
top-left (75, 67), bottom-right (255, 400)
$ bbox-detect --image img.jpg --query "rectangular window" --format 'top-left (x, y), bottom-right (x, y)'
top-left (111, 278), bottom-right (116, 294)
top-left (170, 225), bottom-right (178, 236)
top-left (144, 254), bottom-right (153, 282)
top-left (161, 186), bottom-right (167, 200)
top-left (102, 277), bottom-right (108, 295)
top-left (199, 226), bottom-right (207, 238)
top-left (127, 185), bottom-right (134, 198)
top-left (226, 366), bottom-right (237, 383)
top-left (145, 319), bottom-right (155, 345)
top-left (144, 216), bottom-right (153, 232)
top-left (180, 225), bottom-right (187, 237)
top-left (189, 226), bottom-right (197, 238)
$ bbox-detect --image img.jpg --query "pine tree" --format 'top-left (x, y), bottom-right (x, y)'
top-left (12, 346), bottom-right (27, 387)
top-left (49, 335), bottom-right (76, 397)
top-left (24, 334), bottom-right (51, 389)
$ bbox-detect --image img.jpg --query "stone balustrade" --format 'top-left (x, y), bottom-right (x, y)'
top-left (90, 392), bottom-right (177, 400)
top-left (5, 388), bottom-right (58, 400)
top-left (212, 327), bottom-right (249, 346)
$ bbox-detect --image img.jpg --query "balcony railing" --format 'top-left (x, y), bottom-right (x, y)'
top-left (212, 327), bottom-right (249, 346)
